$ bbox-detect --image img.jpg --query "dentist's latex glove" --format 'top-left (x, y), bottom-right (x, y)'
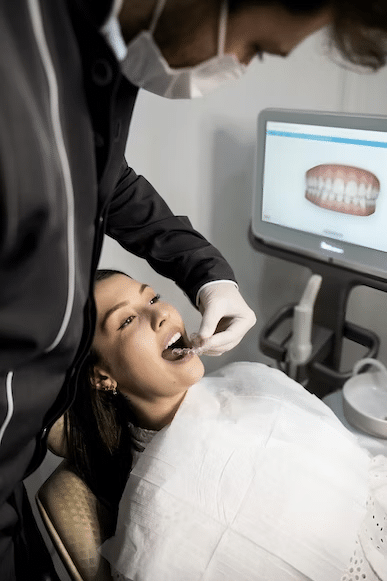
top-left (194, 281), bottom-right (256, 356)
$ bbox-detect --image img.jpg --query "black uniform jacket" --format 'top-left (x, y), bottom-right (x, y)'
top-left (0, 0), bottom-right (235, 526)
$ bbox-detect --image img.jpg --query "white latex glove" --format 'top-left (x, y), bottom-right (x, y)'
top-left (194, 281), bottom-right (256, 356)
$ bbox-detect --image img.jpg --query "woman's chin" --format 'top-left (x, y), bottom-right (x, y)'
top-left (178, 354), bottom-right (205, 385)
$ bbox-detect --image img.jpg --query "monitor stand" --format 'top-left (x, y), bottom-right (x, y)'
top-left (249, 224), bottom-right (387, 398)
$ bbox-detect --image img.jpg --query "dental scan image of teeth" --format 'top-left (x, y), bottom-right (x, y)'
top-left (305, 164), bottom-right (380, 216)
top-left (260, 119), bottom-right (387, 264)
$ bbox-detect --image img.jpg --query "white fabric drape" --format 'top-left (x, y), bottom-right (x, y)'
top-left (101, 362), bottom-right (383, 581)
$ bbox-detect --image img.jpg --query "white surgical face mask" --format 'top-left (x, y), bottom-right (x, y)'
top-left (121, 0), bottom-right (247, 99)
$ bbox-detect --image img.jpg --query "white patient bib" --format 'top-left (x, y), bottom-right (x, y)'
top-left (101, 362), bottom-right (371, 581)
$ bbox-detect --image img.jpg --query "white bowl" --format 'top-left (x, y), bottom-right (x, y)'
top-left (343, 365), bottom-right (387, 439)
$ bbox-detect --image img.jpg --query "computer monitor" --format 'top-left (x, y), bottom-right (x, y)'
top-left (251, 108), bottom-right (387, 279)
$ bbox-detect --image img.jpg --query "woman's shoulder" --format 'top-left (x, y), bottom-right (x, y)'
top-left (208, 361), bottom-right (302, 388)
top-left (201, 361), bottom-right (365, 445)
top-left (205, 361), bottom-right (314, 402)
top-left (208, 361), bottom-right (269, 379)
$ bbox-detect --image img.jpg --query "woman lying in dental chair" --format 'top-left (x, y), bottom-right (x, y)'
top-left (63, 269), bottom-right (387, 581)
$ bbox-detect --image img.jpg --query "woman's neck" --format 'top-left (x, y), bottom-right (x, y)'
top-left (127, 390), bottom-right (188, 431)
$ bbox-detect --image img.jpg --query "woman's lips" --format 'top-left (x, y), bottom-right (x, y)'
top-left (161, 330), bottom-right (191, 361)
top-left (305, 164), bottom-right (380, 216)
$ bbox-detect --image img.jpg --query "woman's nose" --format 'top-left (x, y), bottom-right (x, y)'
top-left (151, 304), bottom-right (170, 330)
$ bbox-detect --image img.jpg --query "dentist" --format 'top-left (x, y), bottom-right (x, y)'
top-left (2, 0), bottom-right (382, 579)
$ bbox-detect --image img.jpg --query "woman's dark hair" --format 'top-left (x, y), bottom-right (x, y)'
top-left (228, 0), bottom-right (387, 70)
top-left (65, 269), bottom-right (141, 511)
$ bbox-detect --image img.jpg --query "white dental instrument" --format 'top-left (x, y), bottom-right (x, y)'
top-left (287, 274), bottom-right (323, 381)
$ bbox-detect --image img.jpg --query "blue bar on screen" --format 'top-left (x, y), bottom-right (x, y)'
top-left (266, 129), bottom-right (387, 149)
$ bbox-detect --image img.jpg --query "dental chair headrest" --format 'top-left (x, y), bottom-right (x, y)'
top-left (47, 415), bottom-right (68, 458)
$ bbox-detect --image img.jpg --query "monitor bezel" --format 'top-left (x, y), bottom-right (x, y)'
top-left (251, 108), bottom-right (387, 280)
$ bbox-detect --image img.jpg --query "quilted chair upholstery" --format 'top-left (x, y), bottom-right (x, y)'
top-left (36, 458), bottom-right (116, 581)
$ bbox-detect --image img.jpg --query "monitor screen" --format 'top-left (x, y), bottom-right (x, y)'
top-left (251, 109), bottom-right (387, 279)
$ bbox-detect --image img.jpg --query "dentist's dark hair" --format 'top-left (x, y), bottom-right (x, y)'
top-left (228, 0), bottom-right (329, 12)
top-left (65, 269), bottom-right (140, 511)
top-left (228, 0), bottom-right (387, 70)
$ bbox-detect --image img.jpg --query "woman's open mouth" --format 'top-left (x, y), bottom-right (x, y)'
top-left (161, 332), bottom-right (190, 362)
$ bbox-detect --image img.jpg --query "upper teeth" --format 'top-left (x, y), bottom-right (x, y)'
top-left (166, 332), bottom-right (181, 349)
top-left (305, 176), bottom-right (379, 204)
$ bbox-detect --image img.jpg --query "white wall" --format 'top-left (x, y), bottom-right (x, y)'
top-left (27, 27), bottom-right (387, 578)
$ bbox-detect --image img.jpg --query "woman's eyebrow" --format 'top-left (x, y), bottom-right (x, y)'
top-left (100, 284), bottom-right (150, 330)
top-left (101, 301), bottom-right (130, 331)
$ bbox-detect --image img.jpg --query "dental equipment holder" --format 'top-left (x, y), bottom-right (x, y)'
top-left (249, 226), bottom-right (386, 398)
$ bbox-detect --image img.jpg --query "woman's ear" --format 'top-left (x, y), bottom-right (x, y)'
top-left (90, 365), bottom-right (118, 394)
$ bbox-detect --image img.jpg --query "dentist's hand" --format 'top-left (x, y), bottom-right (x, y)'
top-left (194, 282), bottom-right (256, 356)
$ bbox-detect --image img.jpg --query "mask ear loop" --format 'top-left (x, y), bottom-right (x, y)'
top-left (218, 0), bottom-right (228, 56)
top-left (149, 0), bottom-right (168, 34)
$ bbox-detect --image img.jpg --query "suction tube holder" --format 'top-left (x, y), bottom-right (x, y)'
top-left (260, 307), bottom-right (379, 395)
top-left (250, 225), bottom-right (384, 398)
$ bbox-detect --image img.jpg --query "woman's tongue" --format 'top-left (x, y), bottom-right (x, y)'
top-left (162, 346), bottom-right (185, 361)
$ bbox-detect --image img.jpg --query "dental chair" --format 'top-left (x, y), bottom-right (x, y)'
top-left (35, 418), bottom-right (115, 581)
